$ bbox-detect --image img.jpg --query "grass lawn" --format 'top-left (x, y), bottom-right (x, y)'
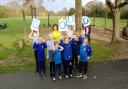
top-left (0, 16), bottom-right (127, 74)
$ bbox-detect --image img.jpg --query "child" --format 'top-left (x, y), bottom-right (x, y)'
top-left (77, 37), bottom-right (92, 79)
top-left (66, 25), bottom-right (74, 39)
top-left (70, 34), bottom-right (79, 73)
top-left (47, 33), bottom-right (55, 77)
top-left (52, 24), bottom-right (62, 42)
top-left (29, 30), bottom-right (39, 73)
top-left (33, 35), bottom-right (47, 78)
top-left (53, 42), bottom-right (64, 81)
top-left (60, 36), bottom-right (73, 78)
top-left (78, 29), bottom-right (86, 45)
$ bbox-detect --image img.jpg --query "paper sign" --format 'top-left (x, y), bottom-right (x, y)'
top-left (67, 15), bottom-right (75, 25)
top-left (59, 19), bottom-right (67, 31)
top-left (31, 18), bottom-right (40, 31)
top-left (82, 16), bottom-right (91, 27)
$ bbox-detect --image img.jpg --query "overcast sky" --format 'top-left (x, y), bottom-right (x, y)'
top-left (0, 0), bottom-right (105, 12)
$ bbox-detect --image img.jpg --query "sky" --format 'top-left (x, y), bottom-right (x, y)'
top-left (0, 0), bottom-right (105, 13)
top-left (41, 0), bottom-right (105, 12)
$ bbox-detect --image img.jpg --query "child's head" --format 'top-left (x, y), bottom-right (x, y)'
top-left (68, 25), bottom-right (73, 30)
top-left (32, 30), bottom-right (38, 36)
top-left (83, 37), bottom-right (89, 45)
top-left (54, 41), bottom-right (59, 49)
top-left (72, 34), bottom-right (76, 39)
top-left (64, 36), bottom-right (69, 44)
top-left (49, 33), bottom-right (53, 40)
top-left (85, 27), bottom-right (89, 34)
top-left (53, 24), bottom-right (58, 31)
top-left (38, 35), bottom-right (43, 43)
top-left (81, 29), bottom-right (85, 35)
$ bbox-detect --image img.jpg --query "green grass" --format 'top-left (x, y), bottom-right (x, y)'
top-left (90, 17), bottom-right (128, 29)
top-left (0, 16), bottom-right (127, 74)
top-left (90, 39), bottom-right (110, 63)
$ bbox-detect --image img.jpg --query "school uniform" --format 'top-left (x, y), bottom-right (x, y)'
top-left (32, 36), bottom-right (38, 72)
top-left (78, 44), bottom-right (92, 75)
top-left (53, 48), bottom-right (63, 78)
top-left (33, 42), bottom-right (47, 76)
top-left (70, 38), bottom-right (79, 72)
top-left (47, 40), bottom-right (55, 77)
top-left (61, 42), bottom-right (73, 76)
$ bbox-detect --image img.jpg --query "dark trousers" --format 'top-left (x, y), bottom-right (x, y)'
top-left (38, 60), bottom-right (46, 75)
top-left (63, 60), bottom-right (72, 76)
top-left (72, 55), bottom-right (78, 72)
top-left (53, 64), bottom-right (61, 77)
top-left (50, 61), bottom-right (55, 77)
top-left (79, 61), bottom-right (88, 75)
top-left (34, 50), bottom-right (38, 72)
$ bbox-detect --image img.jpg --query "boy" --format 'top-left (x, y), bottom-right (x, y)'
top-left (33, 35), bottom-right (47, 78)
top-left (60, 37), bottom-right (73, 78)
top-left (47, 33), bottom-right (55, 77)
top-left (78, 30), bottom-right (86, 45)
top-left (70, 34), bottom-right (79, 73)
top-left (29, 30), bottom-right (39, 73)
top-left (52, 42), bottom-right (64, 81)
top-left (77, 37), bottom-right (92, 79)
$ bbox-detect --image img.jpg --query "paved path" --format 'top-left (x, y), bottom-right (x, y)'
top-left (0, 59), bottom-right (128, 89)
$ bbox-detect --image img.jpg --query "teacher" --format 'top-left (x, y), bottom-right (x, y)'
top-left (52, 24), bottom-right (62, 42)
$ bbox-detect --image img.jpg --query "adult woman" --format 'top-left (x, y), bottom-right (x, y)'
top-left (52, 24), bottom-right (62, 42)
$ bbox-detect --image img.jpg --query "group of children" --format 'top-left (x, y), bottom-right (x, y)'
top-left (29, 24), bottom-right (92, 81)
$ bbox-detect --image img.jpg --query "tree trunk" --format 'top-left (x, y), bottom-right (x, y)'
top-left (111, 9), bottom-right (121, 43)
top-left (75, 0), bottom-right (82, 31)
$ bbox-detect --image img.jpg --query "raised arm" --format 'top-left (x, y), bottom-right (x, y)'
top-left (28, 31), bottom-right (33, 39)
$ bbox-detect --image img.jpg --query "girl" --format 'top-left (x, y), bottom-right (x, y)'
top-left (66, 25), bottom-right (74, 39)
top-left (53, 42), bottom-right (64, 81)
top-left (77, 37), bottom-right (92, 79)
top-left (47, 33), bottom-right (55, 77)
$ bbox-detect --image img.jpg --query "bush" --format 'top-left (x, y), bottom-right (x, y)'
top-left (0, 5), bottom-right (8, 18)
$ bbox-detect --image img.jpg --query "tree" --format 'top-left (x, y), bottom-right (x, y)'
top-left (0, 5), bottom-right (8, 18)
top-left (68, 8), bottom-right (75, 16)
top-left (82, 7), bottom-right (86, 16)
top-left (106, 0), bottom-right (128, 43)
top-left (75, 0), bottom-right (82, 31)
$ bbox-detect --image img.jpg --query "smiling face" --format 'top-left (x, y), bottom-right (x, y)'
top-left (32, 31), bottom-right (37, 37)
top-left (53, 25), bottom-right (58, 31)
top-left (83, 38), bottom-right (88, 45)
top-left (49, 33), bottom-right (53, 40)
top-left (81, 30), bottom-right (85, 35)
top-left (54, 42), bottom-right (59, 49)
top-left (64, 37), bottom-right (69, 44)
top-left (38, 35), bottom-right (42, 43)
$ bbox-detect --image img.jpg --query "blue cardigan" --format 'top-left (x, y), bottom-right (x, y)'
top-left (60, 42), bottom-right (73, 61)
top-left (53, 49), bottom-right (62, 64)
top-left (78, 44), bottom-right (92, 62)
top-left (33, 42), bottom-right (47, 61)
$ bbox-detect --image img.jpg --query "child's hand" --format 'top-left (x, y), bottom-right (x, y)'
top-left (78, 55), bottom-right (80, 63)
top-left (42, 39), bottom-right (45, 42)
top-left (87, 57), bottom-right (90, 60)
top-left (47, 55), bottom-right (49, 59)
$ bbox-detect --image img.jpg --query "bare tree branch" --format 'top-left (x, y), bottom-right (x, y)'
top-left (116, 0), bottom-right (128, 8)
top-left (105, 0), bottom-right (114, 12)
